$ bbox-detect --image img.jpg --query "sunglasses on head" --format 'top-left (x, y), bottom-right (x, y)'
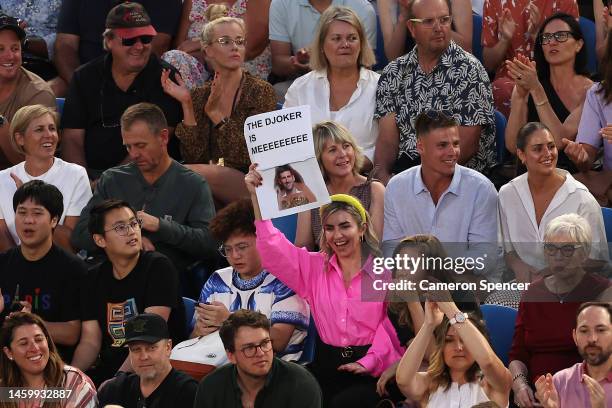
top-left (121, 35), bottom-right (154, 47)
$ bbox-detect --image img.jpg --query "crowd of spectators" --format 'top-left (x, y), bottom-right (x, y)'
top-left (1, 0), bottom-right (612, 407)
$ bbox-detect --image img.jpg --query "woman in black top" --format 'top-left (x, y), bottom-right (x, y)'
top-left (505, 12), bottom-right (593, 173)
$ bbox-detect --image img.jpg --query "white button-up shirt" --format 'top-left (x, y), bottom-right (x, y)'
top-left (499, 169), bottom-right (609, 270)
top-left (284, 67), bottom-right (380, 160)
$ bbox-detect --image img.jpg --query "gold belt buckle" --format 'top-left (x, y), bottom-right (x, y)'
top-left (341, 346), bottom-right (353, 358)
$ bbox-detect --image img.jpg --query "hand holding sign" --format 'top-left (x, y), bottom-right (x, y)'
top-left (243, 106), bottom-right (330, 219)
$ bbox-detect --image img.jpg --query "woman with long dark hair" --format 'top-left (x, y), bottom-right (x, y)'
top-left (505, 12), bottom-right (593, 173)
top-left (0, 312), bottom-right (97, 408)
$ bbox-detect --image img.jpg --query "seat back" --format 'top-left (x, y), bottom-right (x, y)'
top-left (298, 316), bottom-right (318, 364)
top-left (579, 17), bottom-right (598, 75)
top-left (472, 13), bottom-right (483, 63)
top-left (56, 97), bottom-right (65, 117)
top-left (182, 297), bottom-right (197, 334)
top-left (272, 213), bottom-right (298, 242)
top-left (494, 110), bottom-right (507, 163)
top-left (480, 304), bottom-right (518, 366)
top-left (603, 207), bottom-right (612, 258)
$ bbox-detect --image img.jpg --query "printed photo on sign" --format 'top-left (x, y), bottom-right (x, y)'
top-left (244, 106), bottom-right (330, 219)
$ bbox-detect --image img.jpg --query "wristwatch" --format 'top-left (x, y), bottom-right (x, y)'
top-left (449, 312), bottom-right (468, 325)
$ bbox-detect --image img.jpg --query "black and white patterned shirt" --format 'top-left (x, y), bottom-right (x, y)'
top-left (375, 41), bottom-right (497, 174)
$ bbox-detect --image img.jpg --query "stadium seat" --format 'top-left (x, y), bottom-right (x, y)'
top-left (373, 13), bottom-right (389, 71)
top-left (603, 207), bottom-right (612, 247)
top-left (182, 297), bottom-right (197, 334)
top-left (298, 316), bottom-right (318, 365)
top-left (56, 97), bottom-right (65, 117)
top-left (480, 304), bottom-right (518, 366)
top-left (272, 213), bottom-right (298, 242)
top-left (579, 17), bottom-right (598, 75)
top-left (472, 13), bottom-right (483, 64)
top-left (494, 110), bottom-right (507, 163)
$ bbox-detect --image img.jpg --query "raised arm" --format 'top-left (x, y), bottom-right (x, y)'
top-left (482, 7), bottom-right (515, 73)
top-left (396, 301), bottom-right (440, 400)
top-left (378, 0), bottom-right (410, 60)
top-left (246, 164), bottom-right (320, 298)
top-left (437, 301), bottom-right (512, 405)
top-left (245, 0), bottom-right (272, 61)
top-left (295, 210), bottom-right (315, 249)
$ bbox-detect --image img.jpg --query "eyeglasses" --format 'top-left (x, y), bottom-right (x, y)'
top-left (218, 242), bottom-right (250, 258)
top-left (540, 31), bottom-right (573, 45)
top-left (543, 243), bottom-right (583, 257)
top-left (213, 36), bottom-right (246, 47)
top-left (121, 35), bottom-right (154, 47)
top-left (240, 339), bottom-right (272, 357)
top-left (104, 218), bottom-right (143, 236)
top-left (409, 15), bottom-right (452, 28)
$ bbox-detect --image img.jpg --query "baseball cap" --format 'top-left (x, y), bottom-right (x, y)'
top-left (0, 13), bottom-right (25, 41)
top-left (105, 2), bottom-right (157, 39)
top-left (124, 313), bottom-right (169, 344)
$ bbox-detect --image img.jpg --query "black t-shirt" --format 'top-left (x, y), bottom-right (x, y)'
top-left (0, 244), bottom-right (85, 322)
top-left (60, 54), bottom-right (182, 173)
top-left (0, 245), bottom-right (87, 361)
top-left (82, 251), bottom-right (185, 377)
top-left (97, 368), bottom-right (197, 408)
top-left (56, 0), bottom-right (181, 64)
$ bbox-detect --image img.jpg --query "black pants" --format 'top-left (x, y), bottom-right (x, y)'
top-left (308, 339), bottom-right (383, 408)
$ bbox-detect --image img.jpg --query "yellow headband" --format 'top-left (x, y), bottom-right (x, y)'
top-left (320, 194), bottom-right (367, 224)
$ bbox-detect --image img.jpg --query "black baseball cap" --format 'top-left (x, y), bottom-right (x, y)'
top-left (0, 13), bottom-right (25, 41)
top-left (124, 313), bottom-right (169, 344)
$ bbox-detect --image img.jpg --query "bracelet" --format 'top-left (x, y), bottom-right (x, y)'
top-left (512, 372), bottom-right (528, 383)
top-left (535, 99), bottom-right (549, 107)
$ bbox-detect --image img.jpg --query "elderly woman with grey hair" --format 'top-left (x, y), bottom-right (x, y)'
top-left (508, 213), bottom-right (612, 408)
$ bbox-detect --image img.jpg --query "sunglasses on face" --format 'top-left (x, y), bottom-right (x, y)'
top-left (121, 35), bottom-right (154, 47)
top-left (540, 31), bottom-right (573, 45)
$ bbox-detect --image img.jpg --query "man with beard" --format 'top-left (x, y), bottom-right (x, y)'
top-left (274, 164), bottom-right (315, 210)
top-left (193, 309), bottom-right (321, 407)
top-left (97, 313), bottom-right (197, 408)
top-left (536, 302), bottom-right (612, 408)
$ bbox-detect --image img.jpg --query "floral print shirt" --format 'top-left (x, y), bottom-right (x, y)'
top-left (375, 41), bottom-right (497, 174)
top-left (0, 0), bottom-right (62, 57)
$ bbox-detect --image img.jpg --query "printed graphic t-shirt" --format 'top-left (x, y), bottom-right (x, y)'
top-left (82, 251), bottom-right (183, 376)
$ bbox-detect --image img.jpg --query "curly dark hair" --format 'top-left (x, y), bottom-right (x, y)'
top-left (209, 198), bottom-right (256, 243)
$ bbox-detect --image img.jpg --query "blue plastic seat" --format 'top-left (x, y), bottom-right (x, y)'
top-left (472, 13), bottom-right (483, 64)
top-left (373, 13), bottom-right (389, 71)
top-left (579, 17), bottom-right (597, 75)
top-left (182, 297), bottom-right (197, 334)
top-left (272, 213), bottom-right (298, 242)
top-left (494, 110), bottom-right (507, 163)
top-left (603, 207), bottom-right (612, 257)
top-left (56, 97), bottom-right (65, 117)
top-left (480, 304), bottom-right (518, 366)
top-left (298, 316), bottom-right (318, 364)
